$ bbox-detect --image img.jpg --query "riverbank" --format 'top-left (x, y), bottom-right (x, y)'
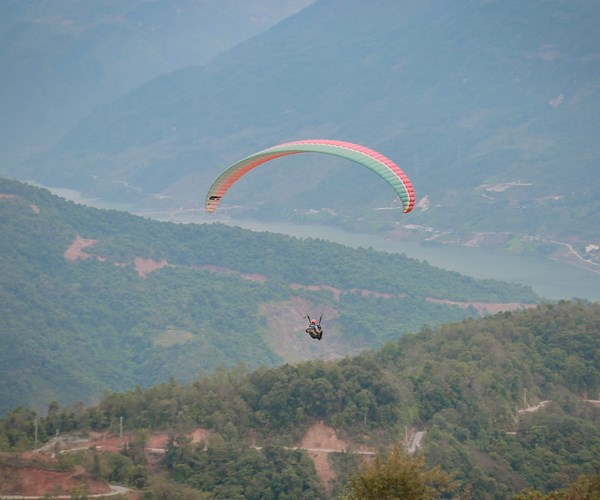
top-left (38, 185), bottom-right (600, 302)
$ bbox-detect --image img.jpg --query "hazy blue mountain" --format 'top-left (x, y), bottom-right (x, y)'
top-left (11, 1), bottom-right (600, 260)
top-left (0, 177), bottom-right (539, 414)
top-left (0, 0), bottom-right (314, 165)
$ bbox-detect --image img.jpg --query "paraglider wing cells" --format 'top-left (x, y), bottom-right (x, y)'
top-left (204, 139), bottom-right (415, 213)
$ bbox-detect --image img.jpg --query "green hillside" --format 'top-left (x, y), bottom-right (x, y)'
top-left (0, 177), bottom-right (539, 415)
top-left (18, 0), bottom-right (600, 251)
top-left (2, 300), bottom-right (598, 498)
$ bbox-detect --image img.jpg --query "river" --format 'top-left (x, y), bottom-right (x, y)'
top-left (210, 219), bottom-right (600, 302)
top-left (45, 187), bottom-right (600, 302)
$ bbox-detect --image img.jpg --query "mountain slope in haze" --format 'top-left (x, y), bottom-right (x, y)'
top-left (0, 0), bottom-right (314, 164)
top-left (20, 0), bottom-right (600, 252)
top-left (2, 300), bottom-right (598, 498)
top-left (0, 177), bottom-right (539, 415)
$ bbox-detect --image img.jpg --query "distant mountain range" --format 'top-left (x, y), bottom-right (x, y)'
top-left (6, 0), bottom-right (597, 260)
top-left (0, 0), bottom-right (313, 164)
top-left (0, 177), bottom-right (538, 415)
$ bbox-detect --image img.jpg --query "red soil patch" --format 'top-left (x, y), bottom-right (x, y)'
top-left (142, 428), bottom-right (211, 449)
top-left (241, 272), bottom-right (268, 283)
top-left (79, 431), bottom-right (127, 452)
top-left (0, 454), bottom-right (112, 497)
top-left (300, 422), bottom-right (345, 494)
top-left (190, 428), bottom-right (211, 444)
top-left (349, 288), bottom-right (397, 299)
top-left (298, 421), bottom-right (374, 494)
top-left (426, 297), bottom-right (536, 315)
top-left (64, 236), bottom-right (104, 262)
top-left (60, 236), bottom-right (532, 320)
top-left (194, 264), bottom-right (267, 283)
top-left (290, 284), bottom-right (342, 301)
top-left (0, 193), bottom-right (39, 213)
top-left (16, 466), bottom-right (111, 496)
top-left (63, 242), bottom-right (170, 278)
top-left (66, 428), bottom-right (210, 453)
top-left (134, 257), bottom-right (171, 278)
top-left (289, 283), bottom-right (535, 317)
top-left (146, 432), bottom-right (170, 450)
top-left (300, 421), bottom-right (348, 452)
top-left (306, 450), bottom-right (335, 494)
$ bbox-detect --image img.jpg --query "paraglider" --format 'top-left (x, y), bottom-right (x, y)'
top-left (305, 314), bottom-right (323, 341)
top-left (205, 139), bottom-right (415, 213)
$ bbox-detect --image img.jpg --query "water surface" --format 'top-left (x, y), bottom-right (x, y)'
top-left (41, 186), bottom-right (600, 302)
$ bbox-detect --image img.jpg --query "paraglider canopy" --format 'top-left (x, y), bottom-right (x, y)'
top-left (205, 139), bottom-right (415, 213)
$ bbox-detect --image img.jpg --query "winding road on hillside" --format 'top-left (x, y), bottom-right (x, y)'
top-left (0, 484), bottom-right (130, 499)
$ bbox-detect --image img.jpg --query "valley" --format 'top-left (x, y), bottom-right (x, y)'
top-left (1, 2), bottom-right (599, 497)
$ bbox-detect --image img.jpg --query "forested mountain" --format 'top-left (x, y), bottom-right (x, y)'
top-left (0, 0), bottom-right (313, 164)
top-left (0, 177), bottom-right (539, 415)
top-left (2, 300), bottom-right (598, 498)
top-left (15, 0), bottom-right (600, 257)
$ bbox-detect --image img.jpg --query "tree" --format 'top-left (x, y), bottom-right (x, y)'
top-left (91, 447), bottom-right (101, 478)
top-left (343, 445), bottom-right (462, 500)
top-left (514, 474), bottom-right (600, 499)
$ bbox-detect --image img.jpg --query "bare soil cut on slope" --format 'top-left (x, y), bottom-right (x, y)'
top-left (298, 421), bottom-right (374, 494)
top-left (0, 453), bottom-right (112, 497)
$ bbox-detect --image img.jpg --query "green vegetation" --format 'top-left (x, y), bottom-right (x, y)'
top-left (18, 1), bottom-right (599, 250)
top-left (514, 474), bottom-right (600, 500)
top-left (164, 438), bottom-right (326, 499)
top-left (1, 300), bottom-right (598, 498)
top-left (0, 177), bottom-right (538, 414)
top-left (342, 446), bottom-right (460, 499)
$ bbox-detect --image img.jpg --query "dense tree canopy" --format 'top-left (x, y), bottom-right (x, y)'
top-left (343, 446), bottom-right (460, 499)
top-left (1, 300), bottom-right (598, 498)
top-left (0, 177), bottom-right (539, 414)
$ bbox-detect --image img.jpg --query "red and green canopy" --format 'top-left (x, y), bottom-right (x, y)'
top-left (205, 139), bottom-right (415, 213)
